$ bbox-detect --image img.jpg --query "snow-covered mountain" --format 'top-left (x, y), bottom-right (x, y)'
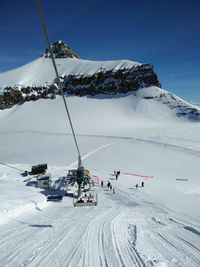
top-left (0, 42), bottom-right (200, 267)
top-left (0, 41), bottom-right (199, 121)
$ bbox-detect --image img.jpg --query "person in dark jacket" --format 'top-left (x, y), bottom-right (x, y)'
top-left (77, 198), bottom-right (84, 203)
top-left (107, 181), bottom-right (111, 189)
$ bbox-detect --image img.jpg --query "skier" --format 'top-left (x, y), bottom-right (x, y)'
top-left (101, 181), bottom-right (104, 187)
top-left (116, 170), bottom-right (120, 180)
top-left (110, 184), bottom-right (112, 190)
top-left (107, 181), bottom-right (111, 189)
top-left (136, 184), bottom-right (138, 189)
top-left (113, 188), bottom-right (115, 194)
top-left (141, 181), bottom-right (144, 187)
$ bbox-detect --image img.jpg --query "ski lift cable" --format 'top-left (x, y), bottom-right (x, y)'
top-left (0, 162), bottom-right (25, 172)
top-left (34, 0), bottom-right (82, 166)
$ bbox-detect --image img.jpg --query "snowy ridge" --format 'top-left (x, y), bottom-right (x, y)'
top-left (0, 82), bottom-right (200, 266)
top-left (0, 57), bottom-right (141, 89)
top-left (0, 86), bottom-right (199, 136)
top-left (138, 86), bottom-right (200, 120)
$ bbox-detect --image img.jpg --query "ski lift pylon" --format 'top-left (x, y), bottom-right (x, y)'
top-left (35, 0), bottom-right (97, 207)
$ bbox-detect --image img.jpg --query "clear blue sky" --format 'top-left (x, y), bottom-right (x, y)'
top-left (0, 0), bottom-right (199, 101)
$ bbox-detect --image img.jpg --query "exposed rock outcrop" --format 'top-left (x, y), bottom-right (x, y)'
top-left (43, 40), bottom-right (80, 59)
top-left (142, 91), bottom-right (200, 120)
top-left (0, 63), bottom-right (160, 109)
top-left (63, 64), bottom-right (160, 96)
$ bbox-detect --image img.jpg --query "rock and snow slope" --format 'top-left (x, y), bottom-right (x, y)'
top-left (0, 42), bottom-right (200, 266)
top-left (0, 41), bottom-right (199, 120)
top-left (0, 56), bottom-right (160, 109)
top-left (0, 57), bottom-right (142, 89)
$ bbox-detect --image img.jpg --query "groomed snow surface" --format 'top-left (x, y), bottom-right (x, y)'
top-left (0, 92), bottom-right (200, 267)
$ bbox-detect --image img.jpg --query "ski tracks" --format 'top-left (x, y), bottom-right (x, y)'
top-left (147, 213), bottom-right (200, 266)
top-left (111, 208), bottom-right (145, 267)
top-left (112, 187), bottom-right (200, 267)
top-left (77, 208), bottom-right (112, 267)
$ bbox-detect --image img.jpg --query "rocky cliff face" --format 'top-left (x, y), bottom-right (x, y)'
top-left (0, 86), bottom-right (55, 110)
top-left (62, 64), bottom-right (160, 96)
top-left (0, 63), bottom-right (160, 109)
top-left (0, 41), bottom-right (161, 109)
top-left (43, 40), bottom-right (80, 59)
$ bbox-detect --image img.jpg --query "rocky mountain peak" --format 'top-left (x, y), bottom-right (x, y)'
top-left (43, 40), bottom-right (80, 59)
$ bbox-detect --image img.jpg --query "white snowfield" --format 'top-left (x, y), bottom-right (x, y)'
top-left (0, 57), bottom-right (141, 89)
top-left (0, 87), bottom-right (200, 267)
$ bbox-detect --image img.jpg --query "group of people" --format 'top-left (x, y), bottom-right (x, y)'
top-left (77, 193), bottom-right (93, 203)
top-left (107, 181), bottom-right (115, 194)
top-left (100, 180), bottom-right (115, 194)
top-left (135, 181), bottom-right (144, 188)
top-left (100, 169), bottom-right (121, 194)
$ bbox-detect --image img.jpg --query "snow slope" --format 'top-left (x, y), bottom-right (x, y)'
top-left (0, 57), bottom-right (141, 89)
top-left (0, 85), bottom-right (200, 266)
top-left (0, 86), bottom-right (189, 165)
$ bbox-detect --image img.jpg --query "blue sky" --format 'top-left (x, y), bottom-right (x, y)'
top-left (0, 0), bottom-right (199, 101)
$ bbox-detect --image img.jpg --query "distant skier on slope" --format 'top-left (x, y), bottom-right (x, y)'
top-left (116, 170), bottom-right (120, 180)
top-left (107, 181), bottom-right (111, 189)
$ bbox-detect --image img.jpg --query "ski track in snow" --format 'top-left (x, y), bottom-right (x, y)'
top-left (161, 135), bottom-right (200, 144)
top-left (0, 132), bottom-right (200, 266)
top-left (114, 187), bottom-right (200, 267)
top-left (67, 143), bottom-right (117, 169)
top-left (0, 181), bottom-right (200, 267)
top-left (133, 137), bottom-right (200, 157)
top-left (1, 129), bottom-right (200, 161)
top-left (0, 193), bottom-right (144, 267)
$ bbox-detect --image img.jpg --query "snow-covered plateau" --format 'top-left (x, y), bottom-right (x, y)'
top-left (0, 84), bottom-right (200, 267)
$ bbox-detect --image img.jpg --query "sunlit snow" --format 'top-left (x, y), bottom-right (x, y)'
top-left (0, 87), bottom-right (200, 266)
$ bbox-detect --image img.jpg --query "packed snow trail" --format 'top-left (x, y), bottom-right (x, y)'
top-left (113, 187), bottom-right (200, 267)
top-left (0, 190), bottom-right (138, 267)
top-left (0, 182), bottom-right (200, 267)
top-left (0, 127), bottom-right (200, 266)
